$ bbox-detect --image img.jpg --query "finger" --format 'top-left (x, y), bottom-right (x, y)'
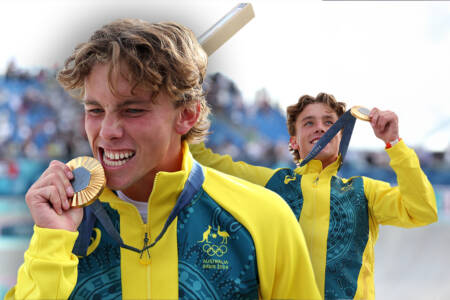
top-left (50, 160), bottom-right (74, 180)
top-left (34, 161), bottom-right (73, 189)
top-left (385, 111), bottom-right (397, 124)
top-left (369, 107), bottom-right (379, 119)
top-left (370, 110), bottom-right (380, 128)
top-left (382, 112), bottom-right (399, 139)
top-left (36, 185), bottom-right (64, 215)
top-left (54, 170), bottom-right (74, 210)
top-left (35, 172), bottom-right (70, 212)
top-left (379, 111), bottom-right (397, 132)
top-left (35, 164), bottom-right (73, 210)
top-left (49, 172), bottom-right (72, 211)
top-left (376, 114), bottom-right (389, 133)
top-left (25, 187), bottom-right (47, 208)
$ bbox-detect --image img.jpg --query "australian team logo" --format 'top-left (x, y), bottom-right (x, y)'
top-left (85, 227), bottom-right (102, 256)
top-left (198, 225), bottom-right (230, 257)
top-left (340, 180), bottom-right (354, 192)
top-left (284, 175), bottom-right (297, 184)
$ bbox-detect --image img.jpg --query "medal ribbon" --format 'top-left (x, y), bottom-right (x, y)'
top-left (74, 160), bottom-right (204, 256)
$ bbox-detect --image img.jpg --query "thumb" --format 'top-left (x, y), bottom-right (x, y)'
top-left (66, 207), bottom-right (84, 230)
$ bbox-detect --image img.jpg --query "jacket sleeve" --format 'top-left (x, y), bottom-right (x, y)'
top-left (5, 226), bottom-right (79, 300)
top-left (189, 142), bottom-right (276, 186)
top-left (364, 140), bottom-right (438, 227)
top-left (257, 193), bottom-right (321, 300)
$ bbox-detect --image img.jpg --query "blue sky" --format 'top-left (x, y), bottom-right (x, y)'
top-left (1, 0), bottom-right (449, 151)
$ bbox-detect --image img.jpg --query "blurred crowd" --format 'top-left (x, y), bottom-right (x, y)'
top-left (1, 63), bottom-right (450, 196)
top-left (1, 61), bottom-right (91, 160)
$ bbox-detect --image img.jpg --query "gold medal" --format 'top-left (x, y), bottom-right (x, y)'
top-left (350, 105), bottom-right (371, 121)
top-left (66, 156), bottom-right (106, 207)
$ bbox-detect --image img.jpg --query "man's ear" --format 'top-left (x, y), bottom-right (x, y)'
top-left (175, 102), bottom-right (200, 135)
top-left (289, 136), bottom-right (299, 150)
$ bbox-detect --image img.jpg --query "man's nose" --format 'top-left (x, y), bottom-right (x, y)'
top-left (314, 122), bottom-right (326, 133)
top-left (100, 114), bottom-right (123, 140)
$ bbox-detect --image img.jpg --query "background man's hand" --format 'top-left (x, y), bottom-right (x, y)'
top-left (25, 160), bottom-right (83, 232)
top-left (369, 108), bottom-right (400, 144)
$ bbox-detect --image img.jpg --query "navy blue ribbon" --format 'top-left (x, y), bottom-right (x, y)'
top-left (73, 160), bottom-right (204, 256)
top-left (141, 160), bottom-right (204, 252)
top-left (299, 109), bottom-right (356, 167)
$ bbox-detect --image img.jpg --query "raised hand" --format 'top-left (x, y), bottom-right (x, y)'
top-left (369, 108), bottom-right (400, 144)
top-left (25, 160), bottom-right (83, 232)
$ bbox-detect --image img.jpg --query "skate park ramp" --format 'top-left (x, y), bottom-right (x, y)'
top-left (374, 222), bottom-right (450, 299)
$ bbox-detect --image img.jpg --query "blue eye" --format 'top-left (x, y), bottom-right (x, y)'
top-left (126, 109), bottom-right (144, 113)
top-left (86, 108), bottom-right (104, 115)
top-left (123, 108), bottom-right (146, 117)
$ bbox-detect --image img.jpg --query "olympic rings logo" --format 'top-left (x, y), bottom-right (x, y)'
top-left (202, 244), bottom-right (228, 257)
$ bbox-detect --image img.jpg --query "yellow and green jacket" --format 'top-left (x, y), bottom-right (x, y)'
top-left (190, 140), bottom-right (438, 299)
top-left (6, 142), bottom-right (320, 300)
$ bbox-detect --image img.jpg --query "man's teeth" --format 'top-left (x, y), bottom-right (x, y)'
top-left (103, 150), bottom-right (134, 167)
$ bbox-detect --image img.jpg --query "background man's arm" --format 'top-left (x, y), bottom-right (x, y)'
top-left (365, 140), bottom-right (438, 227)
top-left (365, 108), bottom-right (437, 226)
top-left (190, 142), bottom-right (276, 186)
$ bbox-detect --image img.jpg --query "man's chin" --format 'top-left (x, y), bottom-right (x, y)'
top-left (315, 152), bottom-right (334, 161)
top-left (105, 177), bottom-right (129, 191)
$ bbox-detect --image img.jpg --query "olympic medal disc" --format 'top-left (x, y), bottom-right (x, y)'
top-left (66, 156), bottom-right (106, 207)
top-left (350, 105), bottom-right (371, 121)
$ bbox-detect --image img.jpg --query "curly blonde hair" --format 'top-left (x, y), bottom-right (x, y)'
top-left (286, 93), bottom-right (346, 162)
top-left (57, 19), bottom-right (210, 143)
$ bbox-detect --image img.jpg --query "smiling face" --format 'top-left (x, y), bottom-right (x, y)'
top-left (83, 63), bottom-right (190, 202)
top-left (290, 103), bottom-right (341, 168)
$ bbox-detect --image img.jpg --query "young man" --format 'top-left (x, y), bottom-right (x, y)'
top-left (6, 19), bottom-right (320, 300)
top-left (191, 92), bottom-right (438, 299)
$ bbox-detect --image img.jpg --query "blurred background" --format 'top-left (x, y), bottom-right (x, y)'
top-left (1, 0), bottom-right (449, 299)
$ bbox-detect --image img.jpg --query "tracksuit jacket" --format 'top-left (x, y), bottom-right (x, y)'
top-left (6, 142), bottom-right (320, 300)
top-left (190, 140), bottom-right (438, 299)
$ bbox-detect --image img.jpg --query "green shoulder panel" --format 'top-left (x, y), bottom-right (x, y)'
top-left (265, 168), bottom-right (303, 219)
top-left (177, 189), bottom-right (258, 299)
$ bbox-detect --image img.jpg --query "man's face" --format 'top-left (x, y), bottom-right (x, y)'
top-left (83, 63), bottom-right (185, 201)
top-left (290, 103), bottom-right (341, 168)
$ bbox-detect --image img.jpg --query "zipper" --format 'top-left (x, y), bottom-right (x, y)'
top-left (140, 172), bottom-right (158, 266)
top-left (143, 172), bottom-right (162, 299)
top-left (140, 223), bottom-right (151, 264)
top-left (313, 176), bottom-right (319, 186)
top-left (147, 232), bottom-right (151, 300)
top-left (140, 233), bottom-right (151, 260)
top-left (139, 224), bottom-right (151, 298)
top-left (310, 174), bottom-right (319, 256)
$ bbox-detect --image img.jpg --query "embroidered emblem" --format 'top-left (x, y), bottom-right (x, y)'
top-left (341, 181), bottom-right (353, 192)
top-left (86, 227), bottom-right (102, 256)
top-left (198, 225), bottom-right (212, 243)
top-left (198, 225), bottom-right (230, 269)
top-left (284, 175), bottom-right (297, 184)
top-left (217, 226), bottom-right (229, 244)
top-left (202, 244), bottom-right (228, 257)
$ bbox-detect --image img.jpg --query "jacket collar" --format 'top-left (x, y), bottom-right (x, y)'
top-left (100, 141), bottom-right (196, 207)
top-left (295, 155), bottom-right (341, 176)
